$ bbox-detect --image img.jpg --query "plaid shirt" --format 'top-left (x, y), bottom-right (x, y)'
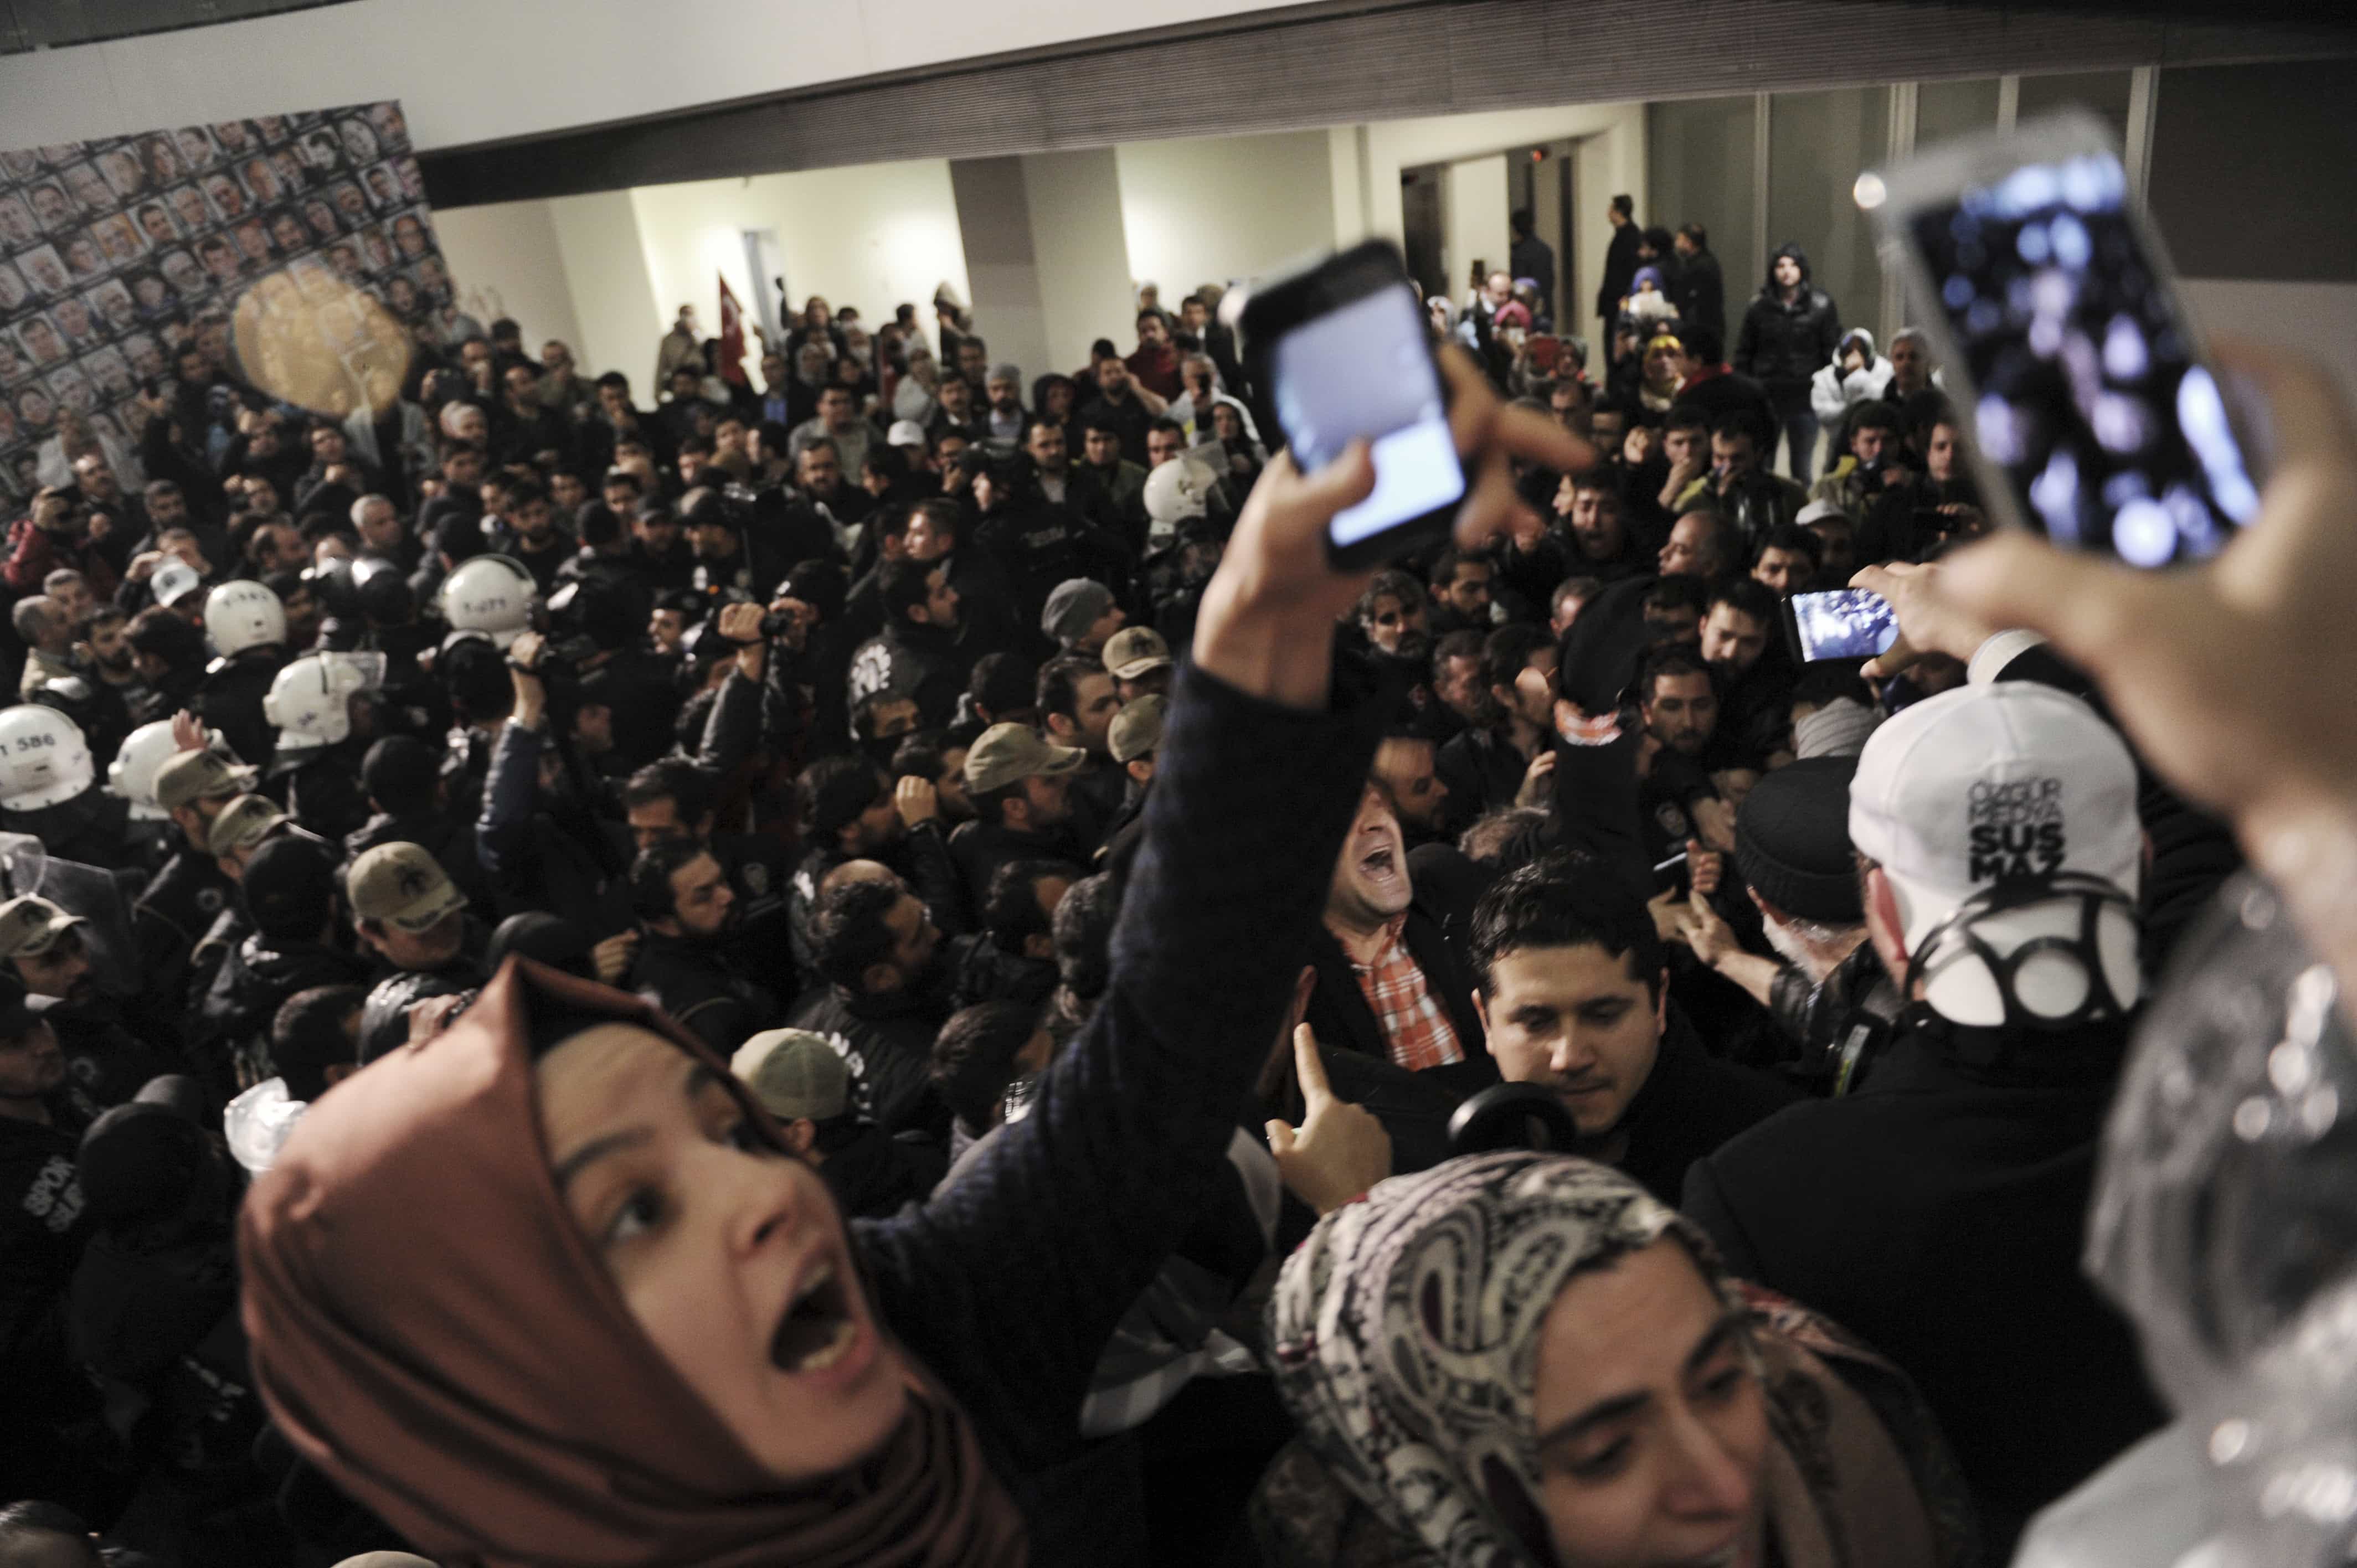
top-left (1349, 917), bottom-right (1465, 1072)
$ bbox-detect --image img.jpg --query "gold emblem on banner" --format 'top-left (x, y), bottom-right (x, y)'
top-left (233, 268), bottom-right (413, 416)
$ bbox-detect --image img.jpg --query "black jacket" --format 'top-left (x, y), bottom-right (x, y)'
top-left (1597, 221), bottom-right (1644, 322)
top-left (1436, 725), bottom-right (1539, 834)
top-left (788, 982), bottom-right (950, 1138)
top-left (848, 619), bottom-right (967, 732)
top-left (1303, 909), bottom-right (1487, 1076)
top-left (629, 929), bottom-right (778, 1056)
top-left (1668, 246), bottom-right (1726, 340)
top-left (817, 1123), bottom-right (946, 1221)
top-left (1682, 1013), bottom-right (2163, 1557)
top-left (1736, 246), bottom-right (1843, 400)
top-left (850, 659), bottom-right (1380, 1564)
top-left (948, 818), bottom-right (1087, 922)
top-left (197, 934), bottom-right (372, 1088)
top-left (197, 648), bottom-right (291, 771)
top-left (0, 786), bottom-right (133, 874)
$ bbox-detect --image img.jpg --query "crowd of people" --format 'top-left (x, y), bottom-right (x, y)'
top-left (0, 176), bottom-right (2348, 1568)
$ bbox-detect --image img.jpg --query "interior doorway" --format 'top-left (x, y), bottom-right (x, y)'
top-left (1514, 139), bottom-right (1577, 331)
top-left (1400, 164), bottom-right (1446, 305)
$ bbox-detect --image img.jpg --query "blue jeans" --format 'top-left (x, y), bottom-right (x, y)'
top-left (1773, 398), bottom-right (1819, 479)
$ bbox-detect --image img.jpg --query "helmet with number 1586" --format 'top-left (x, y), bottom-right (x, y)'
top-left (0, 704), bottom-right (94, 811)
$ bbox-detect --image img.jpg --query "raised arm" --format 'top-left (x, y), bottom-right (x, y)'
top-left (861, 350), bottom-right (1591, 1470)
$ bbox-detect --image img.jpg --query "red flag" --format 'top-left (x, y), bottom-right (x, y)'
top-left (717, 273), bottom-right (749, 386)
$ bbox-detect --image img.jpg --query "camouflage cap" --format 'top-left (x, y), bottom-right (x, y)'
top-left (347, 842), bottom-right (467, 934)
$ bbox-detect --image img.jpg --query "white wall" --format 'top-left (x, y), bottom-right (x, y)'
top-left (1349, 101), bottom-right (1646, 347)
top-left (950, 158), bottom-right (1054, 387)
top-left (627, 161), bottom-right (970, 384)
top-left (429, 198), bottom-right (583, 355)
top-left (0, 0), bottom-right (1307, 156)
top-left (545, 190), bottom-right (663, 393)
top-left (1442, 153), bottom-right (1511, 302)
top-left (1114, 131), bottom-right (1338, 297)
top-left (1021, 149), bottom-right (1137, 376)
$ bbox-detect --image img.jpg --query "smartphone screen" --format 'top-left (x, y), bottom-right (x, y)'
top-left (1270, 285), bottom-right (1466, 550)
top-left (1898, 145), bottom-right (2260, 566)
top-left (1790, 589), bottom-right (1898, 662)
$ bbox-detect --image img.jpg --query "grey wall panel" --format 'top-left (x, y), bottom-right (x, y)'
top-left (418, 0), bottom-right (2356, 210)
top-left (0, 0), bottom-right (356, 54)
top-left (2149, 59), bottom-right (2357, 281)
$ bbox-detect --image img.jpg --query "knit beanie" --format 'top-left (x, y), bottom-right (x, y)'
top-left (1794, 697), bottom-right (1881, 760)
top-left (1733, 757), bottom-right (1862, 924)
top-left (1040, 579), bottom-right (1115, 646)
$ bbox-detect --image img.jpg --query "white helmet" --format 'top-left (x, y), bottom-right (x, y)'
top-left (1144, 457), bottom-right (1220, 537)
top-left (107, 718), bottom-right (214, 820)
top-left (204, 579), bottom-right (288, 657)
top-left (0, 705), bottom-right (94, 812)
top-left (263, 652), bottom-right (387, 753)
top-left (439, 555), bottom-right (536, 649)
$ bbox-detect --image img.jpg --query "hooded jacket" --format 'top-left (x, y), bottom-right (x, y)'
top-left (1737, 245), bottom-right (1844, 398)
top-left (1810, 327), bottom-right (1897, 425)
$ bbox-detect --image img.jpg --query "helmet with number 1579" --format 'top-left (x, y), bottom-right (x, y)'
top-left (0, 704), bottom-right (95, 811)
top-left (438, 555), bottom-right (536, 649)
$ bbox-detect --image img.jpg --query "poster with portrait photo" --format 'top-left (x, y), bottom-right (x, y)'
top-left (90, 213), bottom-right (146, 270)
top-left (0, 193), bottom-right (37, 251)
top-left (60, 162), bottom-right (117, 219)
top-left (95, 145), bottom-right (150, 205)
top-left (13, 380), bottom-right (59, 440)
top-left (128, 200), bottom-right (182, 250)
top-left (81, 344), bottom-right (133, 403)
top-left (119, 331), bottom-right (166, 385)
top-left (235, 152), bottom-right (293, 210)
top-left (13, 310), bottom-right (68, 370)
top-left (58, 229), bottom-right (110, 284)
top-left (49, 296), bottom-right (104, 354)
top-left (83, 278), bottom-right (136, 337)
top-left (361, 161), bottom-right (404, 214)
top-left (0, 98), bottom-right (457, 487)
top-left (324, 180), bottom-right (370, 232)
top-left (199, 169), bottom-right (253, 225)
top-left (24, 182), bottom-right (76, 235)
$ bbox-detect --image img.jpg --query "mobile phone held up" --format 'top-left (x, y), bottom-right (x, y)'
top-left (1785, 589), bottom-right (1897, 664)
top-left (1238, 240), bottom-right (1468, 569)
top-left (1862, 111), bottom-right (2263, 568)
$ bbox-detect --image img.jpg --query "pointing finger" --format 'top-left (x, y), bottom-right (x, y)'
top-left (1291, 1022), bottom-right (1332, 1107)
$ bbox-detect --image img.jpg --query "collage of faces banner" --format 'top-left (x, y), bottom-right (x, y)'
top-left (0, 100), bottom-right (453, 503)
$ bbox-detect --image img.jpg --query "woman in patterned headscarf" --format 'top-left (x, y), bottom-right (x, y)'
top-left (1262, 1152), bottom-right (1977, 1568)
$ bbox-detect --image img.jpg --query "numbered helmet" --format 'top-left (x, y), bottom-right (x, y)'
top-left (0, 705), bottom-right (94, 812)
top-left (204, 578), bottom-right (288, 657)
top-left (106, 718), bottom-right (214, 819)
top-left (1144, 457), bottom-right (1220, 534)
top-left (263, 652), bottom-right (388, 753)
top-left (438, 554), bottom-right (535, 649)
